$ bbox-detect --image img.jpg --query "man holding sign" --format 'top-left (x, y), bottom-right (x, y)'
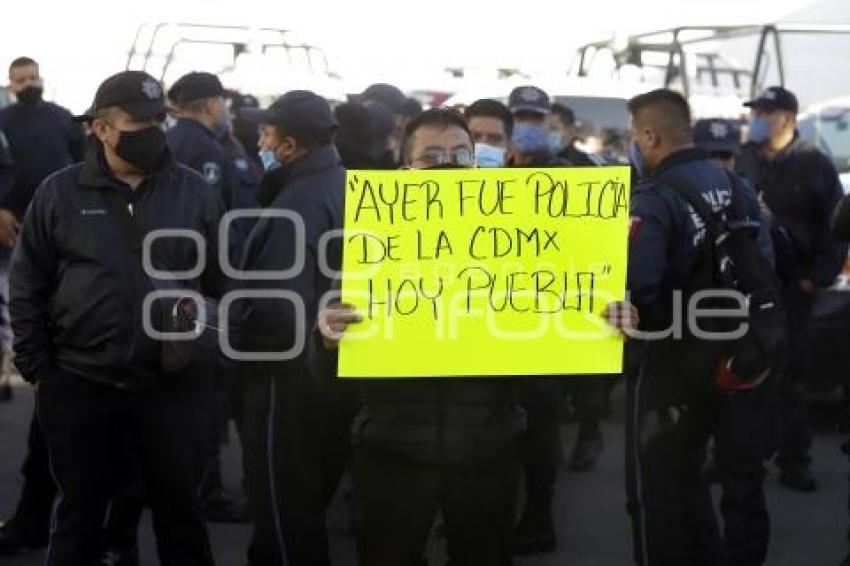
top-left (317, 107), bottom-right (635, 566)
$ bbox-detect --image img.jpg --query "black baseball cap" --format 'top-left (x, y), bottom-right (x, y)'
top-left (508, 86), bottom-right (551, 115)
top-left (362, 83), bottom-right (408, 115)
top-left (168, 72), bottom-right (225, 105)
top-left (223, 89), bottom-right (260, 114)
top-left (77, 70), bottom-right (167, 122)
top-left (242, 90), bottom-right (338, 138)
top-left (693, 119), bottom-right (741, 155)
top-left (743, 86), bottom-right (799, 113)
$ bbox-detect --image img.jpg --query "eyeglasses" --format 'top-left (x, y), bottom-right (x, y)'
top-left (409, 147), bottom-right (474, 168)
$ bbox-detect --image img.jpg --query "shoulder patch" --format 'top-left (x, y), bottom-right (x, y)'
top-left (202, 162), bottom-right (222, 186)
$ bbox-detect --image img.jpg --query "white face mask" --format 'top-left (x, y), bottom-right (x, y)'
top-left (474, 143), bottom-right (507, 168)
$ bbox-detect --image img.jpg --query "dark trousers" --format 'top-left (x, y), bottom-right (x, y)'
top-left (518, 379), bottom-right (562, 515)
top-left (626, 370), bottom-right (722, 566)
top-left (8, 407), bottom-right (56, 536)
top-left (320, 380), bottom-right (361, 506)
top-left (36, 369), bottom-right (214, 566)
top-left (352, 443), bottom-right (520, 566)
top-left (714, 378), bottom-right (777, 566)
top-left (242, 373), bottom-right (329, 566)
top-left (569, 377), bottom-right (612, 428)
top-left (777, 286), bottom-right (815, 469)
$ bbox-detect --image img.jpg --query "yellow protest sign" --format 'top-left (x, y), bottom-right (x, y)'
top-left (338, 166), bottom-right (631, 378)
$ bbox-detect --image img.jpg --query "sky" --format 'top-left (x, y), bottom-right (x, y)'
top-left (0, 0), bottom-right (828, 112)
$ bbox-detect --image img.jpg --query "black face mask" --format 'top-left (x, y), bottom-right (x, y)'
top-left (16, 85), bottom-right (43, 106)
top-left (113, 126), bottom-right (167, 173)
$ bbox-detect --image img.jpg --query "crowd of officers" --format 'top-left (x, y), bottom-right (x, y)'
top-left (0, 54), bottom-right (848, 566)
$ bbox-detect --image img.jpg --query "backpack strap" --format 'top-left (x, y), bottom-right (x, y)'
top-left (661, 172), bottom-right (733, 243)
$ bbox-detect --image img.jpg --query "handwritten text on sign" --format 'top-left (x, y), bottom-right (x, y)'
top-left (338, 167), bottom-right (632, 378)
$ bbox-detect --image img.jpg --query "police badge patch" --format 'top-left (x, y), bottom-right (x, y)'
top-left (203, 162), bottom-right (222, 185)
top-left (141, 79), bottom-right (162, 100)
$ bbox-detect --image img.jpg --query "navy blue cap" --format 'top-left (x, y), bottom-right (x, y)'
top-left (693, 119), bottom-right (741, 155)
top-left (362, 83), bottom-right (407, 115)
top-left (508, 86), bottom-right (551, 115)
top-left (744, 86), bottom-right (799, 113)
top-left (243, 90), bottom-right (337, 137)
top-left (168, 72), bottom-right (225, 105)
top-left (78, 70), bottom-right (167, 122)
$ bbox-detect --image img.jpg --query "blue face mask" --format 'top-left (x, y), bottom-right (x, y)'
top-left (628, 140), bottom-right (646, 177)
top-left (474, 143), bottom-right (506, 168)
top-left (259, 148), bottom-right (281, 172)
top-left (547, 131), bottom-right (564, 154)
top-left (748, 117), bottom-right (771, 144)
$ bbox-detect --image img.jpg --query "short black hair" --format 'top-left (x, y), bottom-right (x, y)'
top-left (465, 99), bottom-right (513, 138)
top-left (9, 57), bottom-right (38, 76)
top-left (550, 103), bottom-right (576, 127)
top-left (401, 107), bottom-right (472, 163)
top-left (627, 88), bottom-right (692, 144)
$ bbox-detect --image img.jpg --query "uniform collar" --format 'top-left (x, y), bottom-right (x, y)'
top-left (256, 144), bottom-right (341, 207)
top-left (174, 117), bottom-right (216, 139)
top-left (78, 138), bottom-right (177, 190)
top-left (650, 147), bottom-right (709, 179)
top-left (742, 131), bottom-right (804, 164)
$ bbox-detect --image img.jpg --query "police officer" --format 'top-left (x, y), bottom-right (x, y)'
top-left (167, 73), bottom-right (253, 523)
top-left (626, 89), bottom-right (769, 566)
top-left (360, 83), bottom-right (416, 166)
top-left (220, 90), bottom-right (262, 251)
top-left (736, 86), bottom-right (847, 492)
top-left (506, 83), bottom-right (610, 554)
top-left (0, 57), bottom-right (85, 237)
top-left (0, 56), bottom-right (86, 557)
top-left (231, 90), bottom-right (342, 566)
top-left (831, 193), bottom-right (850, 566)
top-left (694, 118), bottom-right (777, 566)
top-left (166, 72), bottom-right (231, 200)
top-left (0, 128), bottom-right (11, 402)
top-left (223, 89), bottom-right (262, 168)
top-left (9, 70), bottom-right (222, 566)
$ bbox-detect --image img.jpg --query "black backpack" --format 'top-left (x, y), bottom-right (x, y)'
top-left (664, 172), bottom-right (786, 392)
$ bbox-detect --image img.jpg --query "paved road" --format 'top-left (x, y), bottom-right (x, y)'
top-left (1, 376), bottom-right (848, 565)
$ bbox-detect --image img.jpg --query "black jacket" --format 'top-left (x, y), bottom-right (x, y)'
top-left (10, 143), bottom-right (225, 387)
top-left (736, 135), bottom-right (846, 286)
top-left (231, 144), bottom-right (345, 369)
top-left (0, 130), bottom-right (12, 203)
top-left (557, 144), bottom-right (600, 167)
top-left (0, 101), bottom-right (85, 218)
top-left (311, 333), bottom-right (525, 464)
